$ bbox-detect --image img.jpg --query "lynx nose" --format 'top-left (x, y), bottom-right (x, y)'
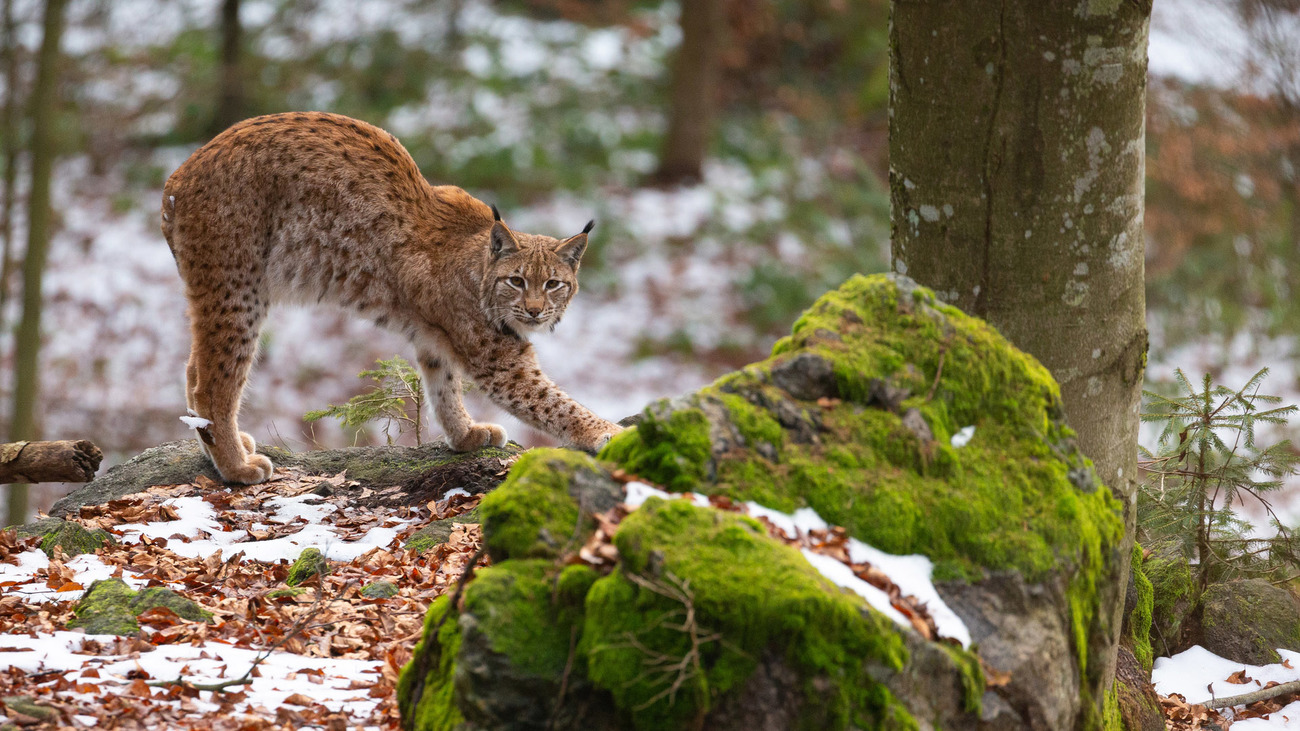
top-left (526, 305), bottom-right (543, 318)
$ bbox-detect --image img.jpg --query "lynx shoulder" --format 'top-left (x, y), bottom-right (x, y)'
top-left (162, 111), bottom-right (620, 484)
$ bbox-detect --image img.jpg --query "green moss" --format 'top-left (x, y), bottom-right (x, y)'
top-left (398, 596), bottom-right (465, 731)
top-left (717, 393), bottom-right (785, 450)
top-left (582, 498), bottom-right (911, 730)
top-left (600, 406), bottom-right (712, 491)
top-left (405, 507), bottom-right (480, 554)
top-left (68, 579), bottom-right (140, 635)
top-left (68, 578), bottom-right (212, 636)
top-left (478, 449), bottom-right (595, 561)
top-left (38, 521), bottom-right (112, 558)
top-left (267, 587), bottom-right (306, 601)
top-left (1102, 684), bottom-right (1123, 731)
top-left (938, 643), bottom-right (984, 714)
top-left (286, 547), bottom-right (328, 587)
top-left (462, 559), bottom-right (584, 679)
top-left (1129, 545), bottom-right (1154, 673)
top-left (361, 581), bottom-right (399, 599)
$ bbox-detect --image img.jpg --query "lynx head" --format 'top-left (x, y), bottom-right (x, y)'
top-left (482, 206), bottom-right (591, 335)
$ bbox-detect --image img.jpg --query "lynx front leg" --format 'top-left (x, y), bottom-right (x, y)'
top-left (470, 343), bottom-right (622, 452)
top-left (417, 352), bottom-right (507, 451)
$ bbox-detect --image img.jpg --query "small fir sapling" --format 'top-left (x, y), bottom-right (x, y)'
top-left (305, 356), bottom-right (427, 446)
top-left (1139, 367), bottom-right (1300, 590)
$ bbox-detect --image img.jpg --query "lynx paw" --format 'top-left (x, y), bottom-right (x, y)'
top-left (574, 424), bottom-right (624, 454)
top-left (448, 423), bottom-right (508, 451)
top-left (239, 432), bottom-right (257, 453)
top-left (218, 453), bottom-right (275, 485)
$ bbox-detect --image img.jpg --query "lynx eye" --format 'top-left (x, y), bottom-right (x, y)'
top-left (507, 276), bottom-right (525, 288)
top-left (544, 280), bottom-right (564, 291)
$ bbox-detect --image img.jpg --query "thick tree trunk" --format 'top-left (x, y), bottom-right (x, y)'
top-left (890, 0), bottom-right (1150, 725)
top-left (8, 0), bottom-right (68, 526)
top-left (0, 440), bottom-right (102, 484)
top-left (651, 0), bottom-right (723, 185)
top-left (0, 0), bottom-right (19, 332)
top-left (207, 0), bottom-right (244, 137)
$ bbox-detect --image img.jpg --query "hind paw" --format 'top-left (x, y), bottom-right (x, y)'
top-left (218, 454), bottom-right (274, 485)
top-left (239, 432), bottom-right (257, 453)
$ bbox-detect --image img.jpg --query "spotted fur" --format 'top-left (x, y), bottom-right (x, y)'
top-left (162, 111), bottom-right (621, 484)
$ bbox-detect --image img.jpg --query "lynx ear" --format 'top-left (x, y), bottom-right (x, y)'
top-left (491, 220), bottom-right (520, 258)
top-left (555, 229), bottom-right (589, 269)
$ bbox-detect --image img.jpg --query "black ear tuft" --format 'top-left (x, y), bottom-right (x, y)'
top-left (491, 204), bottom-right (502, 221)
top-left (582, 219), bottom-right (595, 235)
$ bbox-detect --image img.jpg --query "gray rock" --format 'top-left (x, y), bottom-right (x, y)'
top-left (49, 439), bottom-right (522, 517)
top-left (937, 572), bottom-right (1076, 729)
top-left (1197, 578), bottom-right (1300, 665)
top-left (770, 352), bottom-right (838, 401)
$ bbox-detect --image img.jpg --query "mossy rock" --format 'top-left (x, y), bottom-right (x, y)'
top-left (405, 507), bottom-right (480, 553)
top-left (398, 274), bottom-right (1125, 730)
top-left (48, 439), bottom-right (522, 517)
top-left (267, 587), bottom-right (307, 601)
top-left (36, 520), bottom-right (113, 558)
top-left (361, 581), bottom-right (399, 599)
top-left (1143, 541), bottom-right (1196, 658)
top-left (286, 547), bottom-right (328, 587)
top-left (1, 696), bottom-right (57, 722)
top-left (1123, 544), bottom-right (1154, 673)
top-left (69, 578), bottom-right (212, 636)
top-left (1195, 578), bottom-right (1300, 665)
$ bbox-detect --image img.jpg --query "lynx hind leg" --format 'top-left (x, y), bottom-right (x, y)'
top-left (417, 352), bottom-right (507, 451)
top-left (186, 291), bottom-right (274, 485)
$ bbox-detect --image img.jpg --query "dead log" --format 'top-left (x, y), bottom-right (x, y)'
top-left (0, 440), bottom-right (102, 484)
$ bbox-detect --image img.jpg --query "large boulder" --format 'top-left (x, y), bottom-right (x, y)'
top-left (1194, 578), bottom-right (1300, 665)
top-left (397, 274), bottom-right (1125, 730)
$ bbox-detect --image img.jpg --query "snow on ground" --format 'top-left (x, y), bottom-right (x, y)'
top-left (0, 631), bottom-right (384, 721)
top-left (1154, 645), bottom-right (1300, 728)
top-left (0, 473), bottom-right (479, 728)
top-left (622, 481), bottom-right (971, 648)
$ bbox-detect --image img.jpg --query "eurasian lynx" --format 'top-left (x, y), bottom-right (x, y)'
top-left (162, 111), bottom-right (621, 484)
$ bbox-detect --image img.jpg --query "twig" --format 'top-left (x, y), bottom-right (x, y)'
top-left (547, 624), bottom-right (581, 731)
top-left (925, 344), bottom-right (948, 402)
top-left (148, 583), bottom-right (337, 692)
top-left (1206, 679), bottom-right (1300, 710)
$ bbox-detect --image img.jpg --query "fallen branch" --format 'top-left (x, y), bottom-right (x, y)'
top-left (1206, 679), bottom-right (1300, 710)
top-left (0, 440), bottom-right (102, 484)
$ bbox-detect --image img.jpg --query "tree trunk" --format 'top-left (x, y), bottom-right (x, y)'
top-left (0, 0), bottom-right (20, 334)
top-left (8, 0), bottom-right (68, 526)
top-left (890, 0), bottom-right (1150, 724)
top-left (651, 0), bottom-right (723, 185)
top-left (207, 0), bottom-right (244, 137)
top-left (0, 440), bottom-right (102, 484)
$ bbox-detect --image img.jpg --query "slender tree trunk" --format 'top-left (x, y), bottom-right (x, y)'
top-left (651, 0), bottom-right (724, 185)
top-left (0, 0), bottom-right (20, 336)
top-left (890, 0), bottom-right (1150, 724)
top-left (207, 0), bottom-right (244, 137)
top-left (8, 0), bottom-right (67, 526)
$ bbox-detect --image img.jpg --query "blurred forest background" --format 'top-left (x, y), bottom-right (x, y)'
top-left (0, 0), bottom-right (1297, 521)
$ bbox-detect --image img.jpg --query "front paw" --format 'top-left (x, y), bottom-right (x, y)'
top-left (219, 454), bottom-right (275, 485)
top-left (575, 423), bottom-right (624, 454)
top-left (448, 423), bottom-right (508, 451)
